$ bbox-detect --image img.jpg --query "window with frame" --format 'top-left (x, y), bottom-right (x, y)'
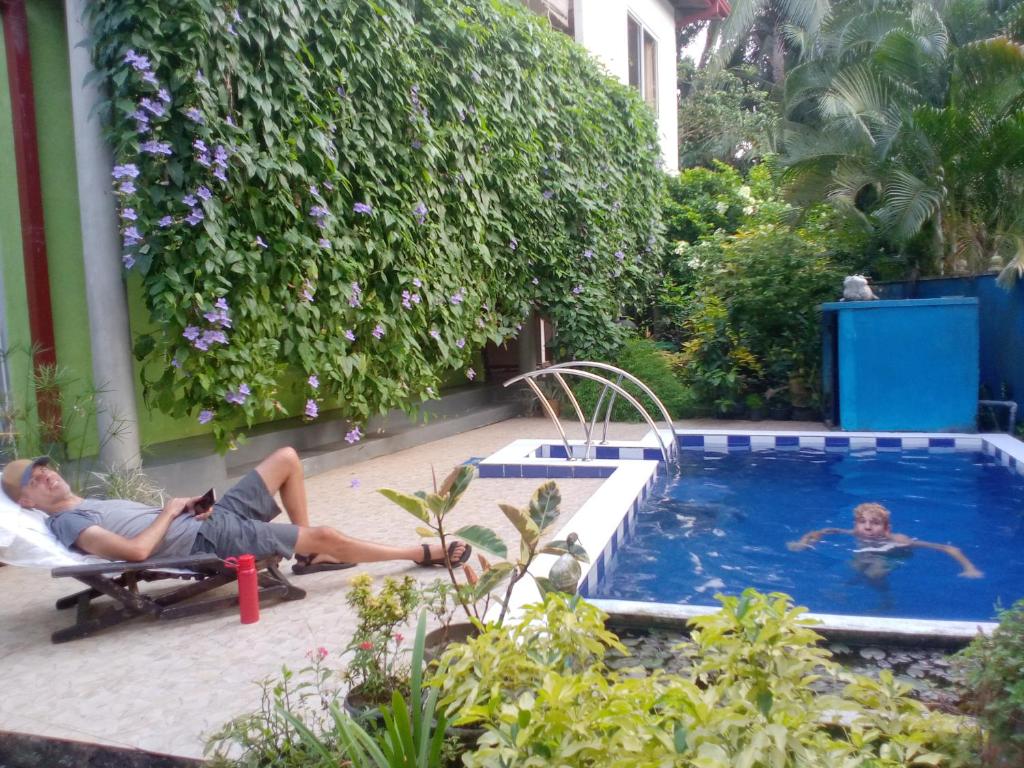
top-left (627, 15), bottom-right (658, 113)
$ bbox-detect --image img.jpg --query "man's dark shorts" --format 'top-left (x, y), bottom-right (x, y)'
top-left (189, 470), bottom-right (299, 558)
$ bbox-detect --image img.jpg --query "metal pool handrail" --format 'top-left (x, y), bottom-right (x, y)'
top-left (503, 366), bottom-right (674, 464)
top-left (547, 361), bottom-right (678, 449)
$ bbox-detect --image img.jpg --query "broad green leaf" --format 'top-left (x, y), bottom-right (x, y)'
top-left (528, 481), bottom-right (561, 530)
top-left (454, 524), bottom-right (507, 558)
top-left (498, 503), bottom-right (541, 547)
top-left (378, 488), bottom-right (430, 523)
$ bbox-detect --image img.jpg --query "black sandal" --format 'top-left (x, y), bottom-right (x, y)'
top-left (292, 554), bottom-right (357, 575)
top-left (415, 541), bottom-right (472, 568)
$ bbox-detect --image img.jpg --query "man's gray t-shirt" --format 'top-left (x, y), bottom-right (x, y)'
top-left (46, 499), bottom-right (202, 558)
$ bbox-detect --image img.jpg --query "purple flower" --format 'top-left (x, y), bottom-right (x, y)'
top-left (158, 216), bottom-right (173, 228)
top-left (120, 208), bottom-right (138, 221)
top-left (171, 355), bottom-right (181, 369)
top-left (112, 164), bottom-right (140, 180)
top-left (532, 277), bottom-right (540, 285)
top-left (349, 282), bottom-right (362, 308)
top-left (255, 236), bottom-right (268, 249)
top-left (372, 323), bottom-right (384, 339)
top-left (225, 387), bottom-right (248, 405)
top-left (140, 98), bottom-right (165, 117)
top-left (471, 71), bottom-right (482, 84)
top-left (318, 238), bottom-right (331, 248)
top-left (225, 115), bottom-right (236, 127)
top-left (195, 152), bottom-right (211, 168)
top-left (301, 281), bottom-right (315, 303)
top-left (196, 186), bottom-right (212, 201)
top-left (309, 205), bottom-right (329, 219)
top-left (232, 9), bottom-right (242, 22)
top-left (193, 138), bottom-right (209, 154)
top-left (193, 336), bottom-right (210, 352)
top-left (336, 85), bottom-right (347, 98)
top-left (213, 167), bottom-right (228, 183)
top-left (309, 184), bottom-right (319, 196)
top-left (413, 202), bottom-right (427, 225)
top-left (412, 278), bottom-right (422, 288)
top-left (509, 237), bottom-right (518, 251)
top-left (227, 23), bottom-right (237, 36)
top-left (401, 290), bottom-right (413, 309)
top-left (215, 297), bottom-right (228, 312)
top-left (614, 250), bottom-right (625, 262)
top-left (542, 190), bottom-right (554, 200)
top-left (122, 226), bottom-right (143, 247)
top-left (345, 426), bottom-right (363, 444)
top-left (450, 289), bottom-right (464, 305)
top-left (411, 139), bottom-right (422, 150)
top-left (466, 368), bottom-right (476, 381)
top-left (131, 110), bottom-right (150, 126)
top-left (323, 181), bottom-right (334, 190)
top-left (198, 410), bottom-right (214, 424)
top-left (572, 284), bottom-right (583, 295)
top-left (118, 181), bottom-right (136, 195)
top-left (411, 293), bottom-right (421, 304)
top-left (429, 329), bottom-right (440, 340)
top-left (456, 338), bottom-right (466, 349)
top-left (182, 194), bottom-right (198, 207)
top-left (185, 108), bottom-right (204, 125)
top-left (304, 399), bottom-right (319, 419)
top-left (350, 478), bottom-right (360, 489)
top-left (344, 329), bottom-right (356, 342)
top-left (583, 249), bottom-right (593, 260)
top-left (142, 71), bottom-right (159, 86)
top-left (140, 140), bottom-right (172, 156)
top-left (214, 145), bottom-right (229, 167)
top-left (185, 208), bottom-right (204, 226)
top-left (124, 50), bottom-right (152, 71)
top-left (353, 202), bottom-right (372, 215)
top-left (308, 375), bottom-right (319, 389)
top-left (121, 253), bottom-right (135, 269)
top-left (183, 326), bottom-right (201, 341)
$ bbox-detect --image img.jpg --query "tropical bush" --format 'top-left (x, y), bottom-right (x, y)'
top-left (569, 337), bottom-right (697, 422)
top-left (87, 0), bottom-right (663, 448)
top-left (956, 597), bottom-right (1024, 766)
top-left (432, 590), bottom-right (978, 766)
top-left (782, 0), bottom-right (1024, 280)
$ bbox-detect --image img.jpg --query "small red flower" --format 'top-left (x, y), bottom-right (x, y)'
top-left (317, 646), bottom-right (329, 660)
top-left (393, 633), bottom-right (404, 644)
top-left (359, 641), bottom-right (373, 651)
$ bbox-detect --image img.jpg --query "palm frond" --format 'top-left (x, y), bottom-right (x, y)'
top-left (876, 168), bottom-right (944, 242)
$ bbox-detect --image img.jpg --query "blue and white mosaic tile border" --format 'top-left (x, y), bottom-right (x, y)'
top-left (487, 429), bottom-right (1019, 638)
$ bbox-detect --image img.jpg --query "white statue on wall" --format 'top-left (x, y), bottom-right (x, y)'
top-left (842, 275), bottom-right (878, 301)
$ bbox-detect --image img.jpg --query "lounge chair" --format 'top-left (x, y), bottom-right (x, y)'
top-left (1, 496), bottom-right (306, 643)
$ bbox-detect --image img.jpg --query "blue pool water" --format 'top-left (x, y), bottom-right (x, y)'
top-left (590, 449), bottom-right (1024, 622)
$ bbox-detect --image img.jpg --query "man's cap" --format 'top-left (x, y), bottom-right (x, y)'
top-left (2, 456), bottom-right (51, 501)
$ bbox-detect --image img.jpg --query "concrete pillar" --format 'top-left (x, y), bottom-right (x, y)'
top-left (64, 0), bottom-right (141, 470)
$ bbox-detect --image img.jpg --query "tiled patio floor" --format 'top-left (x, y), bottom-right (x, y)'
top-left (0, 416), bottom-right (814, 758)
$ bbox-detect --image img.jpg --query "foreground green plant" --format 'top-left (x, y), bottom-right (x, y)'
top-left (284, 612), bottom-right (450, 768)
top-left (380, 466), bottom-right (586, 626)
top-left (956, 597), bottom-right (1024, 766)
top-left (433, 590), bottom-right (978, 767)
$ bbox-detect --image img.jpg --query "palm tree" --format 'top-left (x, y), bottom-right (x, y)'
top-left (706, 0), bottom-right (833, 83)
top-left (780, 0), bottom-right (1024, 278)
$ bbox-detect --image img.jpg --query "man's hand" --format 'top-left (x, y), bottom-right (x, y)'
top-left (162, 497), bottom-right (196, 519)
top-left (787, 540), bottom-right (811, 552)
top-left (959, 566), bottom-right (984, 579)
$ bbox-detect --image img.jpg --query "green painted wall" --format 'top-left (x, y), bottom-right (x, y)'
top-left (0, 12), bottom-right (32, 449)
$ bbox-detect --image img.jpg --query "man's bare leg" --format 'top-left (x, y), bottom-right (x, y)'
top-left (295, 526), bottom-right (467, 565)
top-left (254, 447), bottom-right (311, 527)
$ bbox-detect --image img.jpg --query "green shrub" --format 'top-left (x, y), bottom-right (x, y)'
top-left (957, 598), bottom-right (1024, 766)
top-left (568, 337), bottom-right (697, 422)
top-left (432, 590), bottom-right (978, 767)
top-left (87, 0), bottom-right (663, 449)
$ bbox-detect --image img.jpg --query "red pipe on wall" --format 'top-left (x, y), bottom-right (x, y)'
top-left (2, 0), bottom-right (61, 433)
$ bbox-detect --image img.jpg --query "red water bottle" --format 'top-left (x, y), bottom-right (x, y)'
top-left (225, 554), bottom-right (260, 624)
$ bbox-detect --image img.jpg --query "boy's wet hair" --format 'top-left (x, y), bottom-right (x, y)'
top-left (853, 502), bottom-right (891, 526)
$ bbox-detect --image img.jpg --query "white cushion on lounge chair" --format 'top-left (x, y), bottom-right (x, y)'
top-left (0, 492), bottom-right (105, 569)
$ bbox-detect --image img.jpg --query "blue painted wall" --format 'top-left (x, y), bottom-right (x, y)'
top-left (877, 275), bottom-right (1024, 426)
top-left (821, 298), bottom-right (979, 432)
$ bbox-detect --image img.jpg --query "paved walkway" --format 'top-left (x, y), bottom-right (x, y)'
top-left (0, 416), bottom-right (813, 758)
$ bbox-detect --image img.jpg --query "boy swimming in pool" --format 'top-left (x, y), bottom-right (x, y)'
top-left (787, 502), bottom-right (983, 579)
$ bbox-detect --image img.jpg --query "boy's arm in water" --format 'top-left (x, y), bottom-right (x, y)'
top-left (787, 527), bottom-right (851, 551)
top-left (906, 538), bottom-right (983, 578)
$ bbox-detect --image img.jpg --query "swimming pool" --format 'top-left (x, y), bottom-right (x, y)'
top-left (482, 430), bottom-right (1024, 640)
top-left (582, 447), bottom-right (1024, 623)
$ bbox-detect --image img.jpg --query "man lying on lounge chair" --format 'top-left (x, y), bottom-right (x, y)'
top-left (2, 447), bottom-right (470, 575)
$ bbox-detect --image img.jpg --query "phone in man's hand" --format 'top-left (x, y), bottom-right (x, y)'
top-left (192, 488), bottom-right (216, 515)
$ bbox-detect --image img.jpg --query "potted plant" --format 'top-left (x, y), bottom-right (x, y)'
top-left (744, 392), bottom-right (766, 421)
top-left (379, 466), bottom-right (588, 652)
top-left (341, 573), bottom-right (420, 718)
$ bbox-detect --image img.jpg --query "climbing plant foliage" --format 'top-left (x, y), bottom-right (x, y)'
top-left (87, 0), bottom-right (664, 448)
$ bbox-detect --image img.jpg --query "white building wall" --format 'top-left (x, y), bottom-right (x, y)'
top-left (573, 0), bottom-right (679, 173)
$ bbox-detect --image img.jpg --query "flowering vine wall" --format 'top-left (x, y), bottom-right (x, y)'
top-left (88, 0), bottom-right (664, 448)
